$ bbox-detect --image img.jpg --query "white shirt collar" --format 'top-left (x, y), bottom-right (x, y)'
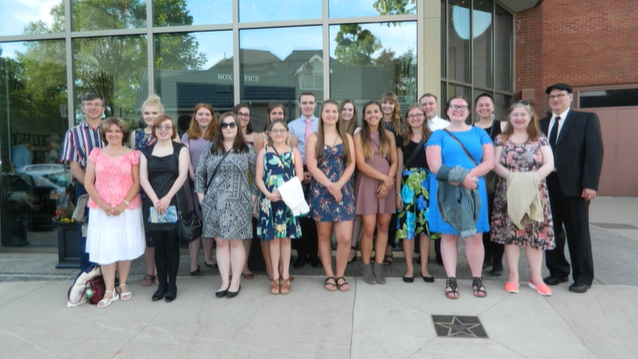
top-left (552, 108), bottom-right (570, 122)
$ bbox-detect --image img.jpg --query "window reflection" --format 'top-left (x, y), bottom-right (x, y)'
top-left (239, 0), bottom-right (322, 22)
top-left (495, 5), bottom-right (512, 92)
top-left (72, 0), bottom-right (146, 31)
top-left (330, 0), bottom-right (417, 18)
top-left (154, 0), bottom-right (232, 26)
top-left (73, 36), bottom-right (147, 123)
top-left (154, 31), bottom-right (234, 122)
top-left (0, 40), bottom-right (70, 247)
top-left (494, 93), bottom-right (512, 123)
top-left (239, 26), bottom-right (323, 130)
top-left (0, 0), bottom-right (64, 36)
top-left (473, 0), bottom-right (493, 88)
top-left (448, 0), bottom-right (471, 83)
top-left (329, 22), bottom-right (417, 110)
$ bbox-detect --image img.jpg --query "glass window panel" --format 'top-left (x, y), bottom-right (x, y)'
top-left (239, 26), bottom-right (322, 130)
top-left (440, 0), bottom-right (446, 78)
top-left (154, 31), bottom-right (233, 126)
top-left (73, 36), bottom-right (148, 123)
top-left (448, 0), bottom-right (471, 83)
top-left (239, 0), bottom-right (322, 23)
top-left (495, 5), bottom-right (512, 92)
top-left (71, 0), bottom-right (146, 31)
top-left (154, 0), bottom-right (232, 27)
top-left (0, 40), bottom-right (70, 248)
top-left (0, 1), bottom-right (64, 36)
top-left (472, 0), bottom-right (493, 88)
top-left (579, 89), bottom-right (638, 108)
top-left (329, 22), bottom-right (417, 112)
top-left (494, 93), bottom-right (512, 123)
top-left (330, 0), bottom-right (417, 18)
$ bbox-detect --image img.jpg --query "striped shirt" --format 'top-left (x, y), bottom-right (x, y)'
top-left (60, 120), bottom-right (103, 170)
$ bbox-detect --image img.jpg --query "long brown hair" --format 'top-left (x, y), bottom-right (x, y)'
top-left (502, 101), bottom-right (541, 140)
top-left (264, 102), bottom-right (286, 131)
top-left (380, 92), bottom-right (402, 133)
top-left (210, 112), bottom-right (249, 155)
top-left (360, 101), bottom-right (390, 160)
top-left (186, 103), bottom-right (217, 140)
top-left (314, 100), bottom-right (353, 166)
top-left (339, 99), bottom-right (358, 136)
top-left (232, 103), bottom-right (253, 134)
top-left (401, 103), bottom-right (432, 146)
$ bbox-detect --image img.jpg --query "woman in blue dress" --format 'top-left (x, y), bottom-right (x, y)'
top-left (425, 96), bottom-right (494, 299)
top-left (307, 100), bottom-right (356, 292)
top-left (255, 120), bottom-right (303, 295)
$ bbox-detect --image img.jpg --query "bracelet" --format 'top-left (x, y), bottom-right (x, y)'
top-left (123, 200), bottom-right (130, 207)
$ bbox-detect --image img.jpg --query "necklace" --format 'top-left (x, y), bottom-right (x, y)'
top-left (106, 145), bottom-right (123, 158)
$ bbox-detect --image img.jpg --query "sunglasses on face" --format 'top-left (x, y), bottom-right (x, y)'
top-left (220, 122), bottom-right (237, 129)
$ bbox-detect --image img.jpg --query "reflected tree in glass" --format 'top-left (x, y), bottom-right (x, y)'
top-left (373, 0), bottom-right (417, 15)
top-left (334, 25), bottom-right (382, 66)
top-left (71, 0), bottom-right (146, 31)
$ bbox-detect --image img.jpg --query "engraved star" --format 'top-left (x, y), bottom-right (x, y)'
top-left (436, 317), bottom-right (482, 338)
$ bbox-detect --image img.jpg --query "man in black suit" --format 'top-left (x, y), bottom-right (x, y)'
top-left (540, 83), bottom-right (604, 293)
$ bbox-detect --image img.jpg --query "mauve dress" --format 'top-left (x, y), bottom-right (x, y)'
top-left (355, 131), bottom-right (396, 215)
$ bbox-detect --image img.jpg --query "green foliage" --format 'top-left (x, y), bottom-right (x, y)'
top-left (334, 24), bottom-right (382, 66)
top-left (373, 0), bottom-right (417, 16)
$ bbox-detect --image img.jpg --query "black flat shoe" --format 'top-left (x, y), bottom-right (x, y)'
top-left (215, 287), bottom-right (229, 298)
top-left (165, 287), bottom-right (177, 302)
top-left (226, 285), bottom-right (241, 298)
top-left (152, 288), bottom-right (166, 302)
top-left (489, 267), bottom-right (503, 277)
top-left (402, 274), bottom-right (414, 283)
top-left (569, 283), bottom-right (591, 293)
top-left (544, 275), bottom-right (569, 286)
top-left (190, 265), bottom-right (201, 276)
top-left (421, 273), bottom-right (435, 283)
top-left (204, 261), bottom-right (218, 269)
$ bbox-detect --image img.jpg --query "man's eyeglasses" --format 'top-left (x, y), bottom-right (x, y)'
top-left (407, 113), bottom-right (425, 119)
top-left (155, 125), bottom-right (173, 131)
top-left (220, 122), bottom-right (237, 129)
top-left (548, 93), bottom-right (567, 100)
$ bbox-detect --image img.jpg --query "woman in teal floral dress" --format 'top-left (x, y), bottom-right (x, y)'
top-left (255, 120), bottom-right (303, 295)
top-left (396, 104), bottom-right (440, 283)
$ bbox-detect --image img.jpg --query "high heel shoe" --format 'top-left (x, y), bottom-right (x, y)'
top-left (165, 286), bottom-right (177, 302)
top-left (97, 290), bottom-right (119, 309)
top-left (226, 285), bottom-right (241, 298)
top-left (152, 287), bottom-right (166, 302)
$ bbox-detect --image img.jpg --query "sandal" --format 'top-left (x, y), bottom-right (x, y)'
top-left (472, 277), bottom-right (487, 298)
top-left (270, 279), bottom-right (280, 295)
top-left (280, 277), bottom-right (291, 295)
top-left (324, 276), bottom-right (337, 292)
top-left (141, 274), bottom-right (154, 287)
top-left (445, 277), bottom-right (459, 299)
top-left (97, 290), bottom-right (119, 308)
top-left (335, 276), bottom-right (349, 292)
top-left (382, 253), bottom-right (393, 266)
top-left (118, 284), bottom-right (132, 301)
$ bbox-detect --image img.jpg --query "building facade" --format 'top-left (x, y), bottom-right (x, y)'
top-left (0, 0), bottom-right (517, 250)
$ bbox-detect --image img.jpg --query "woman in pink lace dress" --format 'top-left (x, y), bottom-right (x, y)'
top-left (85, 117), bottom-right (145, 309)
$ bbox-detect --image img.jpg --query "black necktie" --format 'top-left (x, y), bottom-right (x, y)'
top-left (549, 116), bottom-right (561, 148)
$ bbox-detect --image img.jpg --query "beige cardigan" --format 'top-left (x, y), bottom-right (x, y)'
top-left (506, 172), bottom-right (544, 229)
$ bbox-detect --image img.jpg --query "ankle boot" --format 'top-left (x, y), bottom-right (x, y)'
top-left (362, 263), bottom-right (376, 284)
top-left (373, 262), bottom-right (386, 285)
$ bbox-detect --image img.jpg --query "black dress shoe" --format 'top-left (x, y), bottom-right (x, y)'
top-left (165, 287), bottom-right (177, 302)
top-left (309, 257), bottom-right (322, 268)
top-left (489, 267), bottom-right (503, 277)
top-left (152, 288), bottom-right (166, 302)
top-left (402, 275), bottom-right (414, 283)
top-left (226, 285), bottom-right (241, 298)
top-left (215, 287), bottom-right (229, 298)
top-left (569, 283), bottom-right (591, 293)
top-left (293, 256), bottom-right (306, 269)
top-left (544, 275), bottom-right (569, 286)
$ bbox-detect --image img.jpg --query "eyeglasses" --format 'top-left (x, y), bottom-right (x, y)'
top-left (450, 105), bottom-right (469, 111)
top-left (407, 113), bottom-right (425, 119)
top-left (237, 112), bottom-right (250, 117)
top-left (220, 122), bottom-right (237, 129)
top-left (271, 129), bottom-right (287, 134)
top-left (548, 93), bottom-right (567, 100)
top-left (155, 125), bottom-right (173, 131)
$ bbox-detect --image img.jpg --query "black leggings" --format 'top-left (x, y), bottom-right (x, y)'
top-left (153, 230), bottom-right (180, 291)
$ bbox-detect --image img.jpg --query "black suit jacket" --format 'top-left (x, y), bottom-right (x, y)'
top-left (540, 109), bottom-right (604, 197)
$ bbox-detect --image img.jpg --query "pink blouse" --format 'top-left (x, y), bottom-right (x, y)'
top-left (87, 148), bottom-right (142, 209)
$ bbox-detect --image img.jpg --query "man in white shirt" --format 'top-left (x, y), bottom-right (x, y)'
top-left (288, 92), bottom-right (320, 268)
top-left (419, 93), bottom-right (450, 131)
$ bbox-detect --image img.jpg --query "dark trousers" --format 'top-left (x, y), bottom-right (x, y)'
top-left (75, 183), bottom-right (96, 272)
top-left (545, 174), bottom-right (594, 285)
top-left (483, 193), bottom-right (504, 268)
top-left (296, 166), bottom-right (318, 260)
top-left (153, 230), bottom-right (180, 291)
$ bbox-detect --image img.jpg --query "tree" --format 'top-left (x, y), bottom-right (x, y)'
top-left (334, 24), bottom-right (382, 66)
top-left (373, 0), bottom-right (417, 16)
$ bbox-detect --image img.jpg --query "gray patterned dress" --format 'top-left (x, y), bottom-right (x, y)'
top-left (195, 143), bottom-right (258, 240)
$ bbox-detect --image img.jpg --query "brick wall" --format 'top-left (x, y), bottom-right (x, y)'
top-left (515, 0), bottom-right (638, 115)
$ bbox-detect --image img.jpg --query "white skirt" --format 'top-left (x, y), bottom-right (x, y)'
top-left (86, 207), bottom-right (146, 265)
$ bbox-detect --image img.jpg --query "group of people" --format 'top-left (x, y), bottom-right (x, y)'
top-left (62, 82), bottom-right (603, 308)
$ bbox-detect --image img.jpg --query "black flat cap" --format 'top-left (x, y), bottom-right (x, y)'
top-left (545, 83), bottom-right (572, 94)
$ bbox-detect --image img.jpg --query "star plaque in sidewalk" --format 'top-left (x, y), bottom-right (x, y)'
top-left (431, 315), bottom-right (488, 338)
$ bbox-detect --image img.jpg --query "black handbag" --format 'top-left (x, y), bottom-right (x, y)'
top-left (172, 146), bottom-right (202, 244)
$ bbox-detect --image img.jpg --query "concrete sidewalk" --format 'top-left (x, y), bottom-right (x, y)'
top-left (1, 196), bottom-right (637, 358)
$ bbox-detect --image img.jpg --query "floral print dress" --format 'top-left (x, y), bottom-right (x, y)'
top-left (310, 144), bottom-right (355, 222)
top-left (257, 146), bottom-right (302, 241)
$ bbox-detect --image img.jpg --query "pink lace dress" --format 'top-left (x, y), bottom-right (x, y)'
top-left (86, 148), bottom-right (145, 264)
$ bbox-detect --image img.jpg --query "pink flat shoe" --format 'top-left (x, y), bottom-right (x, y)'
top-left (504, 281), bottom-right (519, 293)
top-left (529, 280), bottom-right (552, 296)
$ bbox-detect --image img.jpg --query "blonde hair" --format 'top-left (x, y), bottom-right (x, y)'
top-left (142, 94), bottom-right (164, 114)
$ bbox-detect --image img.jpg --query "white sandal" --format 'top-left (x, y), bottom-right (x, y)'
top-left (119, 284), bottom-right (132, 301)
top-left (97, 290), bottom-right (119, 309)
